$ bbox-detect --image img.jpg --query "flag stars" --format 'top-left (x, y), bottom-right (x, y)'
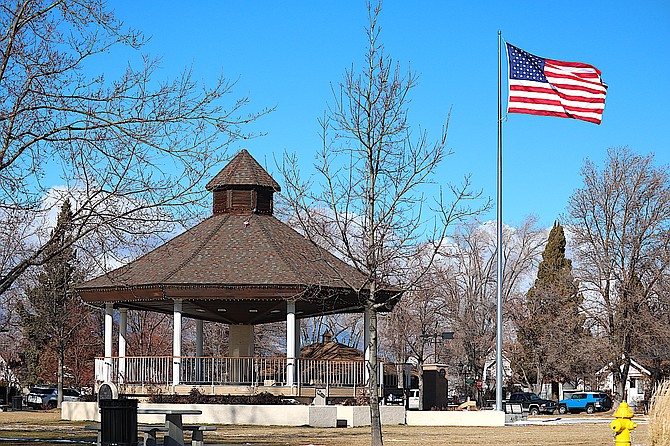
top-left (507, 44), bottom-right (547, 82)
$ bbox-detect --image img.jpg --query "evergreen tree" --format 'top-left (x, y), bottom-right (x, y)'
top-left (513, 221), bottom-right (582, 395)
top-left (536, 222), bottom-right (573, 286)
top-left (18, 201), bottom-right (88, 407)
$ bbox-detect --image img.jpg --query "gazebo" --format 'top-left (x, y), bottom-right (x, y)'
top-left (78, 149), bottom-right (397, 398)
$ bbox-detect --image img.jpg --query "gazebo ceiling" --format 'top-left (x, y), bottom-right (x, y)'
top-left (77, 149), bottom-right (398, 324)
top-left (105, 291), bottom-right (365, 325)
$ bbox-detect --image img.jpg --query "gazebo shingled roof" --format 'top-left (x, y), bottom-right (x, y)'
top-left (205, 149), bottom-right (280, 192)
top-left (78, 149), bottom-right (396, 325)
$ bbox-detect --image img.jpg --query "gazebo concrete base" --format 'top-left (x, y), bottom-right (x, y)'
top-left (63, 401), bottom-right (340, 427)
top-left (62, 402), bottom-right (504, 427)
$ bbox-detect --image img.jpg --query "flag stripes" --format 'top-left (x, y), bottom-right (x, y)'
top-left (506, 43), bottom-right (608, 125)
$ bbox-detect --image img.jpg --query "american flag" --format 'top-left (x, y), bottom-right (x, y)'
top-left (506, 43), bottom-right (608, 125)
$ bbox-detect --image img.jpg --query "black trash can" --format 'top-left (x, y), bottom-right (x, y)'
top-left (99, 398), bottom-right (138, 446)
top-left (11, 396), bottom-right (22, 411)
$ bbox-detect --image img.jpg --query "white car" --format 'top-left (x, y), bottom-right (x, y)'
top-left (408, 389), bottom-right (420, 410)
top-left (27, 386), bottom-right (81, 409)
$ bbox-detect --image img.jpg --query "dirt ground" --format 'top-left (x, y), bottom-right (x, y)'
top-left (0, 409), bottom-right (651, 446)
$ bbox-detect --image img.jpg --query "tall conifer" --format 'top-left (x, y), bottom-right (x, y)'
top-left (514, 221), bottom-right (582, 394)
top-left (19, 201), bottom-right (86, 406)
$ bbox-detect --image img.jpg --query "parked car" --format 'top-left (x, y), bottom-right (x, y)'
top-left (407, 389), bottom-right (420, 410)
top-left (558, 391), bottom-right (612, 414)
top-left (26, 386), bottom-right (81, 409)
top-left (384, 389), bottom-right (404, 406)
top-left (506, 392), bottom-right (558, 415)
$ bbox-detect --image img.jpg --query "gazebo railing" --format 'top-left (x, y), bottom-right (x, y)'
top-left (180, 356), bottom-right (289, 386)
top-left (95, 356), bottom-right (369, 389)
top-left (296, 358), bottom-right (366, 388)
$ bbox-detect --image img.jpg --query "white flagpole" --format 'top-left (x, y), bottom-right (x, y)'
top-left (496, 30), bottom-right (504, 412)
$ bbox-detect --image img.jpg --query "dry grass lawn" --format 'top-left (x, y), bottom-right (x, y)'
top-left (0, 409), bottom-right (651, 446)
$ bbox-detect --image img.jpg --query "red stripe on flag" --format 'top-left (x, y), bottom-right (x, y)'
top-left (509, 86), bottom-right (605, 106)
top-left (507, 45), bottom-right (607, 125)
top-left (546, 58), bottom-right (603, 75)
top-left (508, 107), bottom-right (602, 125)
top-left (548, 81), bottom-right (607, 96)
top-left (508, 107), bottom-right (569, 118)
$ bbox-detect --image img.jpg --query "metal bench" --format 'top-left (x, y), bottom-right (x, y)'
top-left (85, 424), bottom-right (168, 446)
top-left (138, 425), bottom-right (168, 446)
top-left (84, 425), bottom-right (102, 445)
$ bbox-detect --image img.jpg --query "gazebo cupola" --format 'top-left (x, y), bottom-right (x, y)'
top-left (205, 149), bottom-right (280, 215)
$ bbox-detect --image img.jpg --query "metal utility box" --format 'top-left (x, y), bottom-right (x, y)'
top-left (422, 364), bottom-right (448, 410)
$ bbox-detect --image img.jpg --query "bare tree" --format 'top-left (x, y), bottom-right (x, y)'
top-left (436, 218), bottom-right (544, 402)
top-left (566, 147), bottom-right (670, 401)
top-left (381, 269), bottom-right (447, 410)
top-left (125, 311), bottom-right (173, 357)
top-left (255, 322), bottom-right (287, 357)
top-left (203, 322), bottom-right (229, 357)
top-left (0, 0), bottom-right (269, 301)
top-left (278, 3), bottom-right (485, 444)
top-left (301, 314), bottom-right (364, 348)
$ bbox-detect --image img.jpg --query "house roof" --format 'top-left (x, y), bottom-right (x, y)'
top-left (597, 358), bottom-right (653, 377)
top-left (300, 341), bottom-right (364, 361)
top-left (78, 150), bottom-right (398, 324)
top-left (205, 149), bottom-right (280, 191)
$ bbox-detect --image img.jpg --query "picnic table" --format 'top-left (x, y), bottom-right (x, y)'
top-left (137, 408), bottom-right (203, 446)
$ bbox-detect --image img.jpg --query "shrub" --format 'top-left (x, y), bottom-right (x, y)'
top-left (649, 380), bottom-right (670, 446)
top-left (147, 388), bottom-right (299, 405)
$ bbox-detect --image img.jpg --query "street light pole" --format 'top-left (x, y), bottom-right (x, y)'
top-left (422, 331), bottom-right (454, 363)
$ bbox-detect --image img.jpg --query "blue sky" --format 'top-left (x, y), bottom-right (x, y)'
top-left (108, 0), bottom-right (669, 228)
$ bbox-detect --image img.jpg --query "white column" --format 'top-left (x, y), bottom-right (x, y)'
top-left (364, 309), bottom-right (371, 384)
top-left (104, 303), bottom-right (114, 382)
top-left (173, 299), bottom-right (182, 387)
top-left (118, 308), bottom-right (127, 384)
top-left (286, 300), bottom-right (296, 387)
top-left (228, 325), bottom-right (254, 356)
top-left (228, 325), bottom-right (254, 384)
top-left (196, 319), bottom-right (204, 382)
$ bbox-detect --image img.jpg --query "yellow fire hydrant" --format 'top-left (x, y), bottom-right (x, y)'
top-left (610, 401), bottom-right (637, 446)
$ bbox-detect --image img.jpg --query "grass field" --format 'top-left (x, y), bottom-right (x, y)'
top-left (0, 409), bottom-right (651, 446)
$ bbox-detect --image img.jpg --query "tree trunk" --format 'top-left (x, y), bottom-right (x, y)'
top-left (367, 301), bottom-right (383, 446)
top-left (533, 363), bottom-right (543, 395)
top-left (417, 361), bottom-right (424, 411)
top-left (620, 359), bottom-right (631, 402)
top-left (57, 344), bottom-right (64, 409)
top-left (551, 382), bottom-right (560, 401)
top-left (612, 357), bottom-right (631, 403)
